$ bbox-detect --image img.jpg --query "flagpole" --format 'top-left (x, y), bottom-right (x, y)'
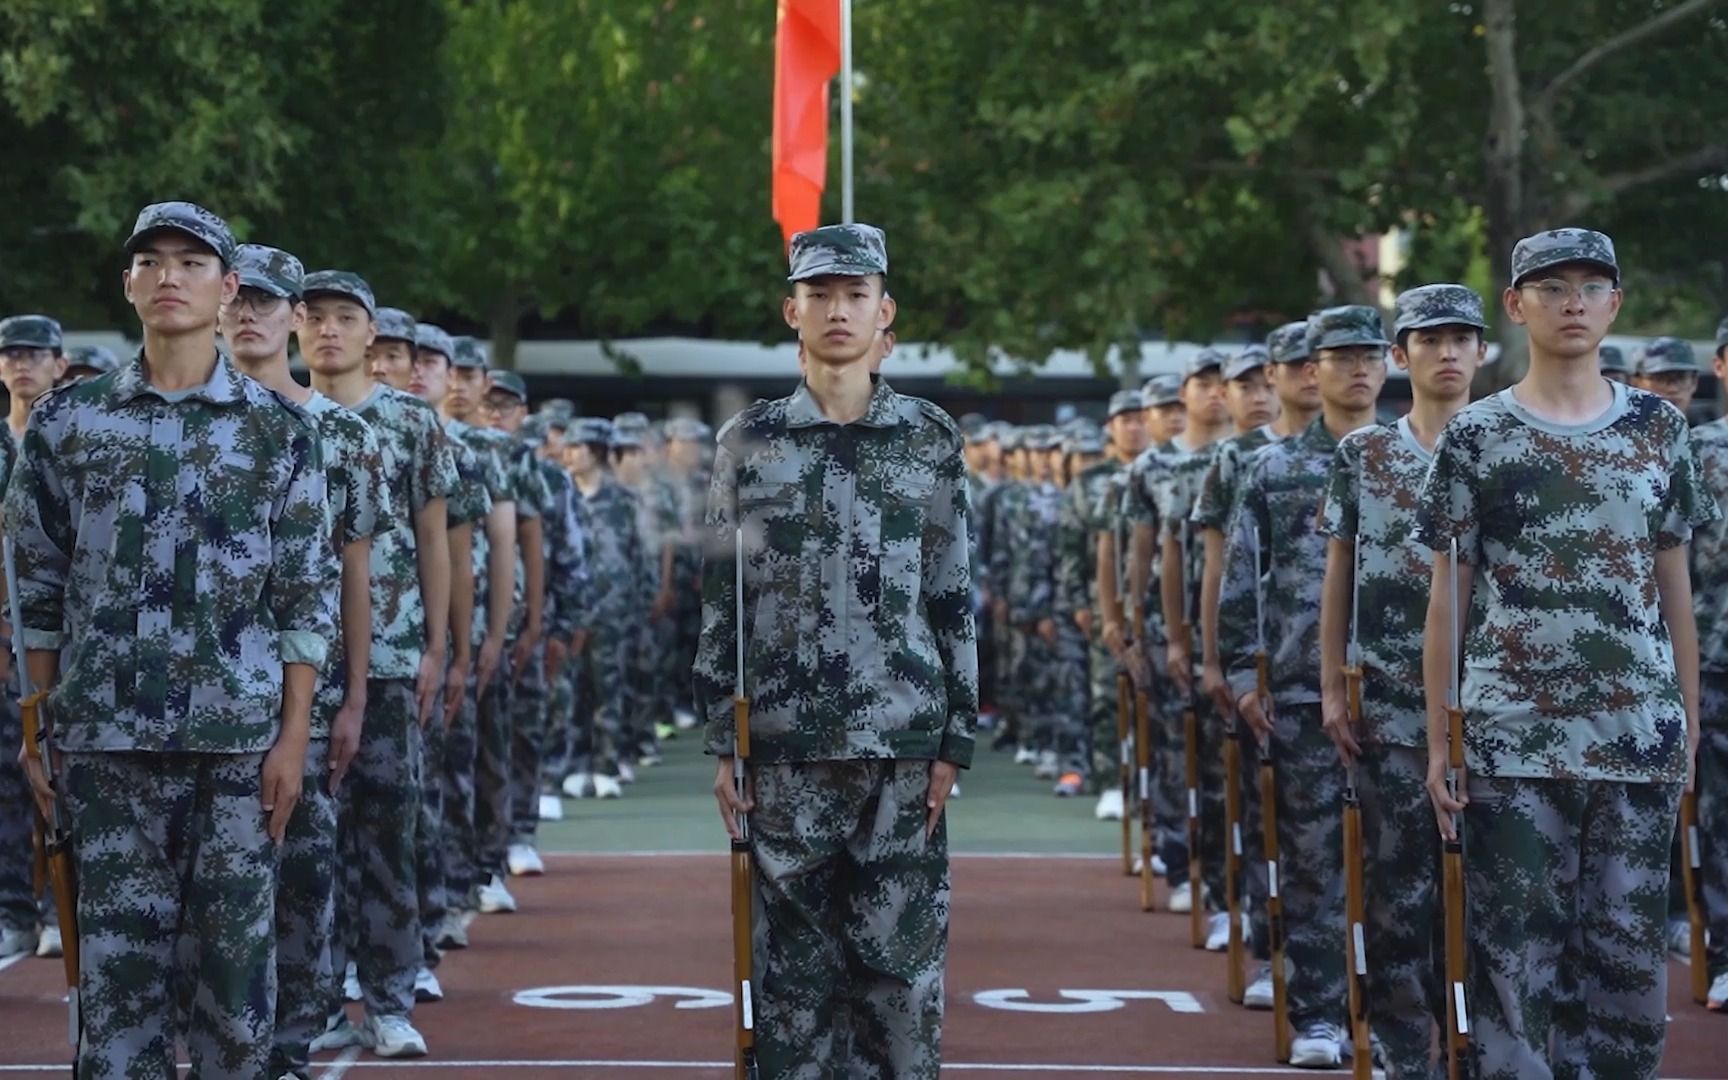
top-left (840, 0), bottom-right (854, 224)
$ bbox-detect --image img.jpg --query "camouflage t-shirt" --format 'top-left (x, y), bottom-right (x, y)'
top-left (1055, 459), bottom-right (1119, 622)
top-left (1220, 418), bottom-right (1340, 707)
top-left (1415, 383), bottom-right (1718, 782)
top-left (354, 384), bottom-right (460, 680)
top-left (1151, 436), bottom-right (1231, 655)
top-left (303, 392), bottom-right (386, 729)
top-left (541, 461), bottom-right (590, 639)
top-left (1191, 425), bottom-right (1278, 534)
top-left (1005, 481), bottom-right (1061, 625)
top-left (445, 417), bottom-right (509, 649)
top-left (444, 430), bottom-right (491, 530)
top-left (2, 351), bottom-right (335, 752)
top-left (1690, 419), bottom-right (1728, 707)
top-left (573, 477), bottom-right (641, 628)
top-left (1316, 418), bottom-right (1432, 748)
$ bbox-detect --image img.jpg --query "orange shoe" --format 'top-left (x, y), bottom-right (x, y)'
top-left (1053, 772), bottom-right (1084, 797)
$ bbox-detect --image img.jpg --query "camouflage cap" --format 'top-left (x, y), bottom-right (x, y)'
top-left (124, 201), bottom-right (237, 266)
top-left (1024, 425), bottom-right (1063, 451)
top-left (566, 417), bottom-right (614, 445)
top-left (998, 426), bottom-right (1024, 451)
top-left (302, 270), bottom-right (377, 316)
top-left (539, 398), bottom-right (577, 422)
top-left (0, 314), bottom-right (64, 351)
top-left (1308, 305), bottom-right (1390, 351)
top-left (958, 412), bottom-right (988, 438)
top-left (520, 414), bottom-right (550, 445)
top-left (613, 410), bottom-right (651, 434)
top-left (65, 344), bottom-right (120, 374)
top-left (787, 223), bottom-right (888, 282)
top-left (1184, 347), bottom-right (1227, 381)
top-left (232, 244), bottom-right (304, 299)
top-left (1143, 374), bottom-right (1182, 407)
top-left (1598, 344), bottom-right (1629, 374)
top-left (1268, 320), bottom-right (1312, 365)
top-left (1510, 227), bottom-right (1619, 287)
top-left (664, 416), bottom-right (711, 442)
top-left (610, 427), bottom-right (644, 450)
top-left (1392, 283), bottom-right (1486, 337)
top-left (374, 307), bottom-right (417, 343)
top-left (451, 336), bottom-right (489, 370)
top-left (415, 323), bottom-right (455, 361)
top-left (1635, 336), bottom-right (1697, 376)
top-left (1715, 314), bottom-right (1728, 349)
top-left (1107, 389), bottom-right (1147, 419)
top-left (1066, 430), bottom-right (1106, 455)
top-left (487, 369), bottom-right (529, 402)
top-left (1224, 344), bottom-right (1269, 382)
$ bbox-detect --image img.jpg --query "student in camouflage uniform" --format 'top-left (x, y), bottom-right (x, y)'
top-left (417, 324), bottom-right (514, 946)
top-left (1057, 390), bottom-right (1147, 812)
top-left (1598, 343), bottom-right (1630, 383)
top-left (1001, 425), bottom-right (1071, 784)
top-left (1316, 285), bottom-right (1486, 1078)
top-left (6, 201), bottom-right (335, 1079)
top-left (965, 423), bottom-right (1006, 728)
top-left (984, 429), bottom-right (1030, 757)
top-left (219, 244), bottom-right (388, 1077)
top-left (57, 343), bottom-right (120, 386)
top-left (1418, 230), bottom-right (1717, 1077)
top-left (663, 416), bottom-right (712, 733)
top-left (1698, 315), bottom-right (1728, 1010)
top-left (558, 417), bottom-right (640, 796)
top-left (298, 270), bottom-right (457, 1059)
top-left (700, 223), bottom-right (975, 1079)
top-left (1635, 335), bottom-right (1699, 418)
top-left (1222, 305), bottom-right (1390, 1067)
top-left (612, 415), bottom-right (681, 765)
top-left (0, 314), bottom-right (66, 961)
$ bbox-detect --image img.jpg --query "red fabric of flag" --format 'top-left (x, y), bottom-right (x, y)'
top-left (772, 0), bottom-right (841, 249)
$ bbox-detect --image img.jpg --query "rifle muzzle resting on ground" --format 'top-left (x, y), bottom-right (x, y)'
top-left (1134, 626), bottom-right (1155, 912)
top-left (1250, 524), bottom-right (1290, 1063)
top-left (6, 537), bottom-right (79, 1048)
top-left (1116, 603), bottom-right (1134, 878)
top-left (729, 527), bottom-right (760, 1080)
top-left (1341, 533), bottom-right (1371, 1080)
top-left (1222, 705), bottom-right (1246, 1003)
top-left (1442, 538), bottom-right (1470, 1080)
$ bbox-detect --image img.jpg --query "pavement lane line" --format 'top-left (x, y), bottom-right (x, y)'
top-left (537, 850), bottom-right (1117, 861)
top-left (0, 952), bottom-right (29, 975)
top-left (317, 1047), bottom-right (363, 1079)
top-left (0, 1065), bottom-right (1718, 1079)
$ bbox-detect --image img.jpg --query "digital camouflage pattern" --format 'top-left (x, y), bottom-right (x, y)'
top-left (1121, 442), bottom-right (1179, 646)
top-left (1694, 418), bottom-right (1728, 701)
top-left (1222, 344), bottom-right (1268, 382)
top-left (569, 477), bottom-right (643, 777)
top-left (1189, 426), bottom-right (1276, 534)
top-left (1391, 283), bottom-right (1485, 336)
top-left (232, 243), bottom-right (304, 299)
top-left (1004, 480), bottom-right (1066, 753)
top-left (1107, 388), bottom-right (1145, 419)
top-left (1316, 419), bottom-right (1435, 748)
top-left (695, 378), bottom-right (978, 766)
top-left (352, 384), bottom-right (460, 678)
top-left (124, 200), bottom-right (236, 264)
top-left (444, 417), bottom-right (513, 648)
top-left (1463, 775), bottom-right (1678, 1078)
top-left (442, 426), bottom-right (492, 533)
top-left (65, 344), bottom-right (120, 375)
top-left (2, 351), bottom-right (334, 752)
top-left (1695, 682), bottom-right (1728, 983)
top-left (1057, 460), bottom-right (1120, 625)
top-left (1636, 335), bottom-right (1697, 376)
top-left (1600, 344), bottom-right (1630, 374)
top-left (1414, 384), bottom-right (1717, 782)
top-left (1220, 418), bottom-right (1341, 707)
top-left (374, 306), bottom-right (416, 343)
top-left (749, 759), bottom-right (947, 1080)
top-left (1509, 226), bottom-right (1619, 285)
top-left (786, 222), bottom-right (888, 281)
top-left (64, 750), bottom-right (276, 1077)
top-left (302, 393), bottom-right (386, 734)
top-left (0, 314), bottom-right (63, 350)
top-left (271, 740), bottom-right (338, 1079)
top-left (1306, 304), bottom-right (1389, 352)
top-left (1267, 320), bottom-right (1312, 365)
top-left (415, 323), bottom-right (455, 361)
top-left (302, 269), bottom-right (377, 315)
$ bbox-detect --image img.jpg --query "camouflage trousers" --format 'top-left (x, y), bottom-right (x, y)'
top-left (1014, 628), bottom-right (1071, 761)
top-left (0, 680), bottom-right (51, 933)
top-left (331, 678), bottom-right (423, 1019)
top-left (1055, 621), bottom-right (1090, 775)
top-left (1266, 702), bottom-right (1346, 1031)
top-left (64, 750), bottom-right (275, 1080)
top-left (508, 649), bottom-right (548, 845)
top-left (474, 666), bottom-right (512, 882)
top-left (1463, 775), bottom-right (1680, 1080)
top-left (1358, 743), bottom-right (1443, 1079)
top-left (1234, 727), bottom-right (1270, 965)
top-left (994, 617), bottom-right (1019, 742)
top-left (541, 665), bottom-right (577, 791)
top-left (566, 627), bottom-right (631, 779)
top-left (637, 602), bottom-right (679, 743)
top-left (1699, 726), bottom-right (1728, 984)
top-left (1155, 676), bottom-right (1225, 905)
top-left (442, 676), bottom-right (480, 910)
top-left (416, 692), bottom-right (448, 968)
top-left (1085, 637), bottom-right (1119, 789)
top-left (270, 738), bottom-right (337, 1080)
top-left (750, 759), bottom-right (947, 1080)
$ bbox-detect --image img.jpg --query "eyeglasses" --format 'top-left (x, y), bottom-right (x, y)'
top-left (0, 348), bottom-right (56, 366)
top-left (482, 396), bottom-right (523, 413)
top-left (1316, 350), bottom-right (1386, 370)
top-left (229, 290), bottom-right (288, 315)
top-left (1519, 280), bottom-right (1616, 307)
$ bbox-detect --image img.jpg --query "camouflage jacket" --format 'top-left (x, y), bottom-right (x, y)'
top-left (1316, 419), bottom-right (1433, 748)
top-left (1004, 481), bottom-right (1061, 625)
top-left (1191, 426), bottom-right (1278, 534)
top-left (979, 479), bottom-right (1022, 598)
top-left (1150, 435), bottom-right (1232, 656)
top-left (1416, 384), bottom-right (1718, 782)
top-left (303, 393), bottom-right (386, 729)
top-left (1056, 459), bottom-right (1121, 622)
top-left (458, 425), bottom-right (546, 639)
top-left (445, 417), bottom-right (509, 648)
top-left (1221, 418), bottom-right (1341, 708)
top-left (628, 475), bottom-right (681, 601)
top-left (2, 350), bottom-right (335, 753)
top-left (572, 476), bottom-right (641, 630)
top-left (444, 429), bottom-right (491, 531)
top-left (1690, 419), bottom-right (1728, 696)
top-left (353, 384), bottom-right (460, 680)
top-left (694, 377), bottom-right (978, 767)
top-left (1121, 439), bottom-right (1186, 645)
top-left (538, 459), bottom-right (590, 639)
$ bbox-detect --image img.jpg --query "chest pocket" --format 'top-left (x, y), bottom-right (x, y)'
top-left (737, 469), bottom-right (805, 564)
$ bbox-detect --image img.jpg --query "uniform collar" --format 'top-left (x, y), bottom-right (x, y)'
top-left (785, 375), bottom-right (901, 429)
top-left (114, 347), bottom-right (247, 407)
top-left (1301, 415), bottom-right (1343, 451)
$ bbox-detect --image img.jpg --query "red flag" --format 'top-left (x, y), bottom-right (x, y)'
top-left (772, 0), bottom-right (841, 249)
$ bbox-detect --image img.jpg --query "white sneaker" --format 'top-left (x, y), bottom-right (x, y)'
top-left (311, 1012), bottom-right (364, 1051)
top-left (343, 961), bottom-right (361, 1002)
top-left (1289, 1021), bottom-right (1344, 1068)
top-left (0, 926), bottom-right (36, 959)
top-left (363, 1012), bottom-right (428, 1058)
top-left (507, 843), bottom-right (544, 877)
top-left (1033, 750), bottom-right (1059, 779)
top-left (435, 913), bottom-right (469, 950)
top-left (1709, 970), bottom-right (1728, 1011)
top-left (594, 774), bottom-right (624, 799)
top-left (1205, 911), bottom-right (1231, 952)
top-left (1014, 746), bottom-right (1037, 765)
top-left (1244, 964), bottom-right (1275, 1010)
top-left (617, 760), bottom-right (637, 785)
top-left (950, 782), bottom-right (960, 798)
top-left (1094, 788), bottom-right (1125, 820)
top-left (1151, 854), bottom-right (1167, 877)
top-left (34, 926), bottom-right (61, 958)
top-left (538, 793), bottom-right (564, 821)
top-left (1667, 918), bottom-right (1692, 960)
top-left (673, 707), bottom-right (698, 730)
top-left (1167, 881), bottom-right (1194, 913)
top-left (478, 874), bottom-right (518, 914)
top-left (413, 966), bottom-right (444, 1003)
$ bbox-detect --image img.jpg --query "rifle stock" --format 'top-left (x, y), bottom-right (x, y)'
top-left (1442, 539), bottom-right (1469, 1078)
top-left (1341, 664), bottom-right (1371, 1080)
top-left (1679, 791), bottom-right (1707, 1005)
top-left (730, 694), bottom-right (759, 1080)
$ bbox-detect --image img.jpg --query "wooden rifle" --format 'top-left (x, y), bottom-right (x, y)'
top-left (1179, 522), bottom-right (1204, 948)
top-left (1251, 523), bottom-right (1290, 1062)
top-left (1341, 532), bottom-right (1371, 1080)
top-left (729, 526), bottom-right (759, 1080)
top-left (1680, 789), bottom-right (1707, 1004)
top-left (1442, 538), bottom-right (1470, 1079)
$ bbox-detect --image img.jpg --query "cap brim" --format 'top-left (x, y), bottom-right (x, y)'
top-left (1512, 258), bottom-right (1619, 287)
top-left (237, 274), bottom-right (296, 299)
top-left (303, 288), bottom-right (375, 316)
top-left (1395, 317), bottom-right (1486, 334)
top-left (788, 262), bottom-right (883, 282)
top-left (1313, 334), bottom-right (1390, 350)
top-left (125, 224), bottom-right (224, 261)
top-left (0, 336), bottom-right (61, 351)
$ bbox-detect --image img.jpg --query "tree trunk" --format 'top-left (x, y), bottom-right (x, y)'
top-left (1480, 0), bottom-right (1529, 390)
top-left (487, 286), bottom-right (525, 371)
